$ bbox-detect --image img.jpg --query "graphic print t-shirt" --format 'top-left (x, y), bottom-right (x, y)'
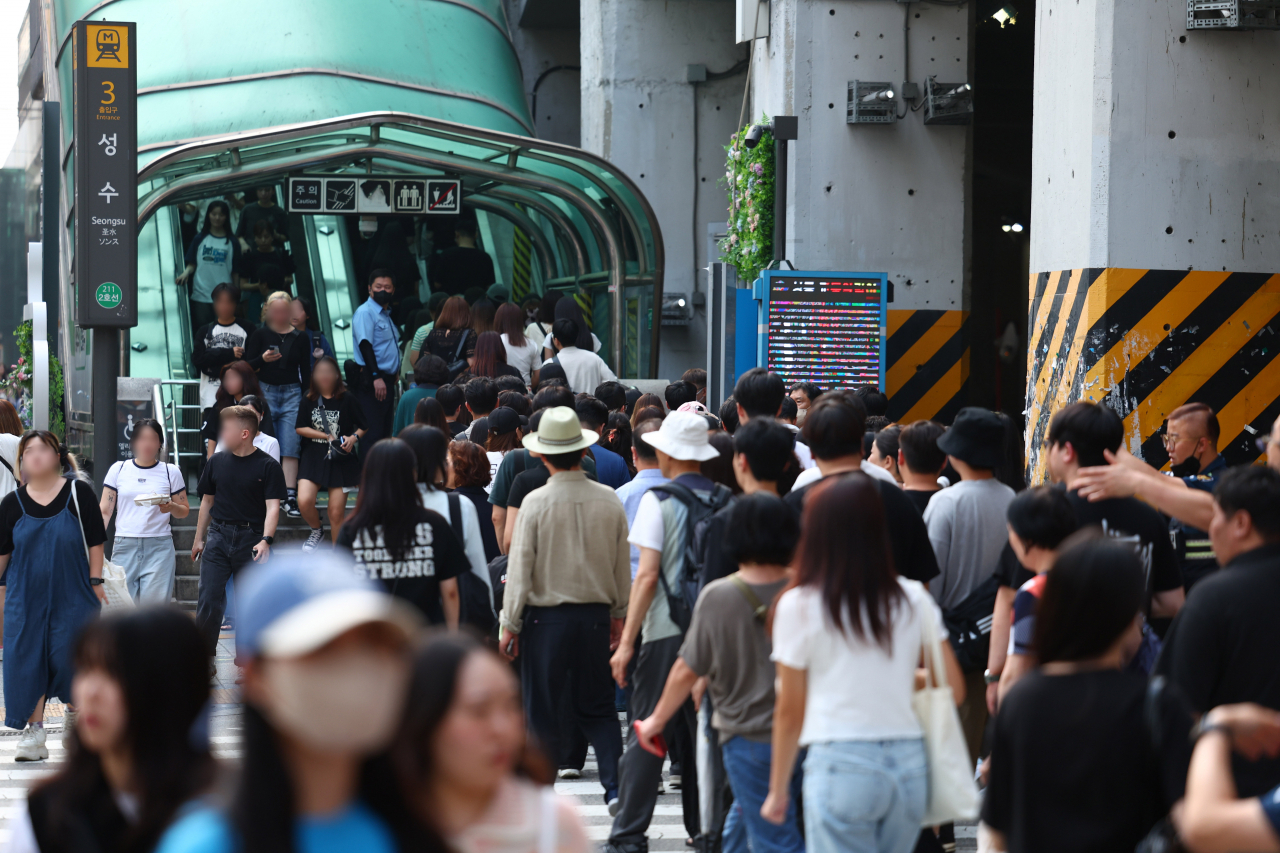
top-left (295, 394), bottom-right (368, 447)
top-left (196, 320), bottom-right (253, 409)
top-left (186, 233), bottom-right (238, 303)
top-left (337, 507), bottom-right (468, 624)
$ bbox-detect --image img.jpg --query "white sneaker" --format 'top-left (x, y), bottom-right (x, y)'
top-left (558, 768), bottom-right (582, 780)
top-left (302, 528), bottom-right (324, 552)
top-left (668, 774), bottom-right (682, 790)
top-left (15, 725), bottom-right (48, 762)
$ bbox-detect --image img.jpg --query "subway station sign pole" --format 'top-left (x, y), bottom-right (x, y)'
top-left (73, 20), bottom-right (136, 482)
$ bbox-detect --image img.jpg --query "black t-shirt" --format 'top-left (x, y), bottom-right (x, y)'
top-left (0, 479), bottom-right (107, 555)
top-left (429, 246), bottom-right (496, 295)
top-left (236, 202), bottom-right (290, 241)
top-left (507, 466), bottom-right (551, 510)
top-left (295, 393), bottom-right (368, 445)
top-left (1156, 543), bottom-right (1280, 796)
top-left (983, 670), bottom-right (1192, 852)
top-left (201, 401), bottom-right (276, 443)
top-left (447, 420), bottom-right (468, 438)
top-left (336, 506), bottom-right (469, 624)
top-left (1066, 490), bottom-right (1182, 595)
top-left (697, 497), bottom-right (801, 589)
top-left (994, 541), bottom-right (1035, 590)
top-left (245, 326), bottom-right (311, 389)
top-left (784, 472), bottom-right (940, 584)
top-left (240, 247), bottom-right (296, 285)
top-left (901, 487), bottom-right (938, 516)
top-left (196, 448), bottom-right (288, 528)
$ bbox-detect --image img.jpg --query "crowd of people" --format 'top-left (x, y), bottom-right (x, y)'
top-left (5, 267), bottom-right (1280, 853)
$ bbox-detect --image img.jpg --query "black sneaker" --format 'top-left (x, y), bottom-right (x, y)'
top-left (284, 498), bottom-right (302, 518)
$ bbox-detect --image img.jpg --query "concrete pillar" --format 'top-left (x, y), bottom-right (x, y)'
top-left (750, 0), bottom-right (972, 422)
top-left (580, 0), bottom-right (745, 378)
top-left (1025, 0), bottom-right (1280, 481)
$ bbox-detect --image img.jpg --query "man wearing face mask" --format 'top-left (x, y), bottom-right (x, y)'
top-left (353, 269), bottom-right (402, 460)
top-left (155, 551), bottom-right (423, 853)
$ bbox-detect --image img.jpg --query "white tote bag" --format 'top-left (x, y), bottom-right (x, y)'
top-left (910, 582), bottom-right (979, 825)
top-left (70, 481), bottom-right (134, 611)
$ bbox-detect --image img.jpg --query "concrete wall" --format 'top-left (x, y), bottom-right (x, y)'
top-left (580, 0), bottom-right (746, 379)
top-left (751, 0), bottom-right (971, 313)
top-left (1031, 0), bottom-right (1280, 273)
top-left (506, 0), bottom-right (582, 146)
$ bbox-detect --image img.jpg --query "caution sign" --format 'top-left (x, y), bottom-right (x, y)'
top-left (289, 178), bottom-right (322, 212)
top-left (74, 20), bottom-right (137, 328)
top-left (426, 179), bottom-right (461, 214)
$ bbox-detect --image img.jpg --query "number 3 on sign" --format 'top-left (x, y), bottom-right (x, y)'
top-left (101, 81), bottom-right (114, 104)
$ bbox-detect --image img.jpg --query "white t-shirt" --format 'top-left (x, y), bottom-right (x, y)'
top-left (542, 346), bottom-right (616, 395)
top-left (215, 432), bottom-right (281, 462)
top-left (104, 459), bottom-right (187, 538)
top-left (792, 458), bottom-right (896, 491)
top-left (190, 233), bottom-right (236, 303)
top-left (418, 484), bottom-right (495, 611)
top-left (501, 333), bottom-right (542, 386)
top-left (771, 578), bottom-right (946, 746)
top-left (0, 433), bottom-right (19, 501)
top-left (485, 451), bottom-right (506, 495)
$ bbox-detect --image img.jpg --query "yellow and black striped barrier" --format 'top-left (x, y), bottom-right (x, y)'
top-left (885, 309), bottom-right (969, 423)
top-left (1025, 268), bottom-right (1280, 484)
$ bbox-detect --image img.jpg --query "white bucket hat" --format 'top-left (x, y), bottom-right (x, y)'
top-left (522, 405), bottom-right (599, 454)
top-left (642, 411), bottom-right (720, 462)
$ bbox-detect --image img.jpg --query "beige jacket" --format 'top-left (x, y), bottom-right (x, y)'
top-left (500, 470), bottom-right (631, 633)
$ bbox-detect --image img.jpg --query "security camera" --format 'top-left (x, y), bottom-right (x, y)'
top-left (744, 124), bottom-right (766, 149)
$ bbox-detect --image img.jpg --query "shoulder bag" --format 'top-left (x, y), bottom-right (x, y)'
top-left (446, 329), bottom-right (471, 380)
top-left (908, 579), bottom-right (979, 825)
top-left (70, 480), bottom-right (133, 611)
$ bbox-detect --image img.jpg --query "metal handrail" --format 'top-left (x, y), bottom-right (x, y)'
top-left (152, 380), bottom-right (202, 470)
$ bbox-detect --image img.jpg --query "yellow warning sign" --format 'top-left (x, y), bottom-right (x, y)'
top-left (87, 25), bottom-right (128, 68)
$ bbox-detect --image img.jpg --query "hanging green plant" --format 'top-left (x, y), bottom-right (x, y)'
top-left (0, 319), bottom-right (66, 437)
top-left (719, 115), bottom-right (775, 285)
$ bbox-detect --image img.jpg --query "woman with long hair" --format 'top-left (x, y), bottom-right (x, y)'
top-left (245, 291), bottom-right (312, 518)
top-left (336, 439), bottom-right (470, 627)
top-left (422, 296), bottom-right (476, 376)
top-left (598, 412), bottom-right (634, 475)
top-left (982, 534), bottom-right (1193, 852)
top-left (495, 303), bottom-right (541, 386)
top-left (202, 360), bottom-right (272, 458)
top-left (11, 608), bottom-right (214, 853)
top-left (290, 296), bottom-right (335, 371)
top-left (525, 291), bottom-right (561, 343)
top-left (398, 425), bottom-right (493, 630)
top-left (393, 632), bottom-right (590, 853)
top-left (99, 419), bottom-right (189, 604)
top-left (176, 199), bottom-right (242, 333)
top-left (447, 440), bottom-right (500, 563)
top-left (295, 357), bottom-right (367, 550)
top-left (470, 332), bottom-right (523, 381)
top-left (0, 432), bottom-right (105, 762)
top-left (471, 299), bottom-right (497, 335)
top-left (155, 552), bottom-right (442, 853)
top-left (763, 475), bottom-right (964, 853)
top-left (700, 431), bottom-right (742, 496)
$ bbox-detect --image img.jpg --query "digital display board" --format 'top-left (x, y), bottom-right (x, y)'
top-left (764, 273), bottom-right (886, 388)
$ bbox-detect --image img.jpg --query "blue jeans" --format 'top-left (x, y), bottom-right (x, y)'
top-left (261, 382), bottom-right (302, 458)
top-left (721, 736), bottom-right (804, 853)
top-left (111, 535), bottom-right (176, 604)
top-left (802, 739), bottom-right (927, 853)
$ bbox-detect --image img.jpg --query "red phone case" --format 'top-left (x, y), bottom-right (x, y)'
top-left (634, 720), bottom-right (667, 757)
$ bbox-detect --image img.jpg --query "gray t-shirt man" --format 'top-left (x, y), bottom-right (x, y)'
top-left (923, 477), bottom-right (1017, 610)
top-left (679, 575), bottom-right (788, 741)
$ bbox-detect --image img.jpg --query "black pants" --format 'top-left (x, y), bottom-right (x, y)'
top-left (520, 604), bottom-right (623, 801)
top-left (610, 635), bottom-right (700, 851)
top-left (195, 522), bottom-right (261, 657)
top-left (356, 383), bottom-right (396, 464)
top-left (190, 299), bottom-right (215, 339)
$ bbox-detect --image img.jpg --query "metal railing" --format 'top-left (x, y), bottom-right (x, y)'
top-left (152, 380), bottom-right (203, 470)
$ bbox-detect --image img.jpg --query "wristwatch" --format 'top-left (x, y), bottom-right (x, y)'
top-left (89, 577), bottom-right (104, 586)
top-left (983, 669), bottom-right (1002, 685)
top-left (260, 535), bottom-right (274, 545)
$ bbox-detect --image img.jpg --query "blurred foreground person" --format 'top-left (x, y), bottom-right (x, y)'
top-left (981, 536), bottom-right (1193, 853)
top-left (155, 553), bottom-right (432, 853)
top-left (9, 608), bottom-right (213, 853)
top-left (395, 632), bottom-right (590, 853)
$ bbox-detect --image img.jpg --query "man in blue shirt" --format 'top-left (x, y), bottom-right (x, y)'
top-left (614, 419), bottom-right (669, 578)
top-left (576, 395), bottom-right (632, 489)
top-left (352, 269), bottom-right (402, 459)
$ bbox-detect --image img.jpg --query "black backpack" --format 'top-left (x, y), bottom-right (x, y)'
top-left (649, 481), bottom-right (734, 632)
top-left (941, 573), bottom-right (1001, 673)
top-left (445, 493), bottom-right (498, 635)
